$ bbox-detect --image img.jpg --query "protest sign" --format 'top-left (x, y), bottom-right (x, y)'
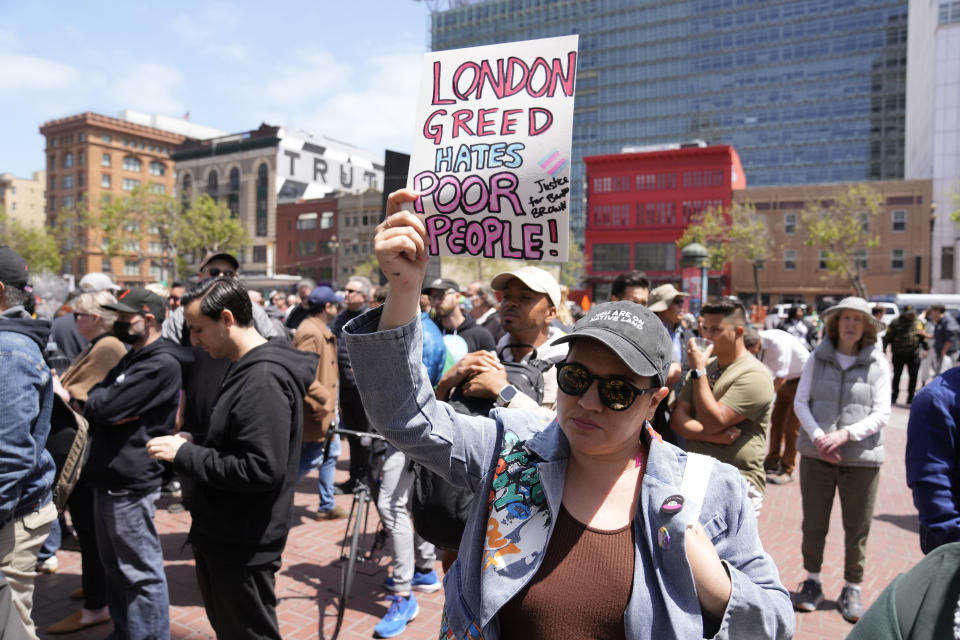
top-left (407, 35), bottom-right (578, 262)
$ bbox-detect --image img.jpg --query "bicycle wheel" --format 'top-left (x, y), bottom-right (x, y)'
top-left (331, 489), bottom-right (368, 640)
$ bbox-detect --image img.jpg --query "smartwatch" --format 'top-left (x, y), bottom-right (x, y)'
top-left (495, 384), bottom-right (519, 407)
top-left (691, 368), bottom-right (708, 380)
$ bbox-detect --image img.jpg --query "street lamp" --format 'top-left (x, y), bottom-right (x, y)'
top-left (328, 235), bottom-right (340, 287)
top-left (681, 242), bottom-right (709, 314)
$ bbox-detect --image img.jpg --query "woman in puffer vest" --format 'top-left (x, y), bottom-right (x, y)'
top-left (791, 296), bottom-right (891, 624)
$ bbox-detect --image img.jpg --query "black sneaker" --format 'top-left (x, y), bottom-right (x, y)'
top-left (792, 579), bottom-right (824, 612)
top-left (838, 585), bottom-right (864, 623)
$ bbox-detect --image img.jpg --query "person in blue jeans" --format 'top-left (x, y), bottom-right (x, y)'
top-left (84, 287), bottom-right (188, 639)
top-left (293, 286), bottom-right (347, 519)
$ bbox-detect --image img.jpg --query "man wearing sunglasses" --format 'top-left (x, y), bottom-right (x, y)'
top-left (670, 298), bottom-right (774, 514)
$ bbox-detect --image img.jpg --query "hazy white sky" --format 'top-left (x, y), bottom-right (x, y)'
top-left (0, 0), bottom-right (434, 176)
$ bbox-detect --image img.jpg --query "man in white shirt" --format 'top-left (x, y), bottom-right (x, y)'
top-left (744, 327), bottom-right (810, 484)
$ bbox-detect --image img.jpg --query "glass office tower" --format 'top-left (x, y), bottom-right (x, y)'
top-left (431, 0), bottom-right (909, 238)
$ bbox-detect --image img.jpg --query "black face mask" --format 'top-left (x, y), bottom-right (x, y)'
top-left (113, 321), bottom-right (140, 345)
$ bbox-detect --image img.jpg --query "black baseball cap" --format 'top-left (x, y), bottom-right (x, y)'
top-left (199, 252), bottom-right (240, 272)
top-left (101, 287), bottom-right (167, 322)
top-left (422, 277), bottom-right (460, 294)
top-left (554, 301), bottom-right (672, 387)
top-left (0, 245), bottom-right (29, 289)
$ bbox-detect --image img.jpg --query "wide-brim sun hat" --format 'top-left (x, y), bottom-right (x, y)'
top-left (820, 296), bottom-right (885, 332)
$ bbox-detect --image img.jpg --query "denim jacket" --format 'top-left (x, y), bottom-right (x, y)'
top-left (344, 310), bottom-right (794, 640)
top-left (0, 307), bottom-right (56, 525)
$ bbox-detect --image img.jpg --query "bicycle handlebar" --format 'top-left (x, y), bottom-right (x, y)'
top-left (328, 428), bottom-right (387, 440)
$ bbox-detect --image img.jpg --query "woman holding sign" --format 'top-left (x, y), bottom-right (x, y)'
top-left (340, 190), bottom-right (793, 639)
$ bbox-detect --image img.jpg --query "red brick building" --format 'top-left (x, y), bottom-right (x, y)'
top-left (275, 198), bottom-right (339, 285)
top-left (584, 144), bottom-right (746, 300)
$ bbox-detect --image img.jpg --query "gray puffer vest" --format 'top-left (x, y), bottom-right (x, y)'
top-left (796, 339), bottom-right (886, 466)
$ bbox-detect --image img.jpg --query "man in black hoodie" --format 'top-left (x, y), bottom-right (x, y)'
top-left (83, 287), bottom-right (188, 640)
top-left (147, 277), bottom-right (316, 640)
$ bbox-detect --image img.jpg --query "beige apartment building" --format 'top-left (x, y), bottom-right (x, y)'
top-left (336, 190), bottom-right (382, 284)
top-left (39, 112), bottom-right (185, 284)
top-left (0, 171), bottom-right (46, 228)
top-left (731, 180), bottom-right (933, 309)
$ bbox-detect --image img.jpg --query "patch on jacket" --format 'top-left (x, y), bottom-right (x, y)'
top-left (483, 430), bottom-right (550, 572)
top-left (439, 610), bottom-right (483, 640)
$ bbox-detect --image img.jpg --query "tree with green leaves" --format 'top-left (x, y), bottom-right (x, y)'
top-left (0, 206), bottom-right (61, 273)
top-left (801, 184), bottom-right (883, 299)
top-left (98, 187), bottom-right (249, 281)
top-left (677, 201), bottom-right (771, 305)
top-left (558, 241), bottom-right (585, 290)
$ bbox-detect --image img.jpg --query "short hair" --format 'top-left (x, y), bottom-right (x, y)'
top-left (347, 275), bottom-right (373, 298)
top-left (825, 312), bottom-right (878, 350)
top-left (470, 282), bottom-right (498, 308)
top-left (373, 285), bottom-right (389, 304)
top-left (611, 270), bottom-right (650, 299)
top-left (930, 304), bottom-right (947, 313)
top-left (297, 278), bottom-right (316, 291)
top-left (742, 326), bottom-right (761, 349)
top-left (181, 276), bottom-right (254, 327)
top-left (701, 297), bottom-right (748, 327)
top-left (1, 284), bottom-right (30, 308)
top-left (171, 281), bottom-right (186, 290)
top-left (872, 306), bottom-right (885, 316)
top-left (72, 291), bottom-right (118, 331)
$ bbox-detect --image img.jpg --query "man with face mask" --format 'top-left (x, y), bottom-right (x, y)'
top-left (82, 287), bottom-right (191, 640)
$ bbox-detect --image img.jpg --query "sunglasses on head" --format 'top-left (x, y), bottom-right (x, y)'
top-left (206, 268), bottom-right (235, 278)
top-left (556, 361), bottom-right (657, 411)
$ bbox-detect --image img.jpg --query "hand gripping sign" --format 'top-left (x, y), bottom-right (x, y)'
top-left (407, 35), bottom-right (578, 262)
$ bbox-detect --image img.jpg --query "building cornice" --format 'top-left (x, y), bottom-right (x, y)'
top-left (39, 112), bottom-right (187, 144)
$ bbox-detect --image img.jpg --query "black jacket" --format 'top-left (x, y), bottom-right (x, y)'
top-left (173, 341), bottom-right (317, 565)
top-left (84, 337), bottom-right (192, 492)
top-left (436, 314), bottom-right (496, 353)
top-left (333, 306), bottom-right (367, 389)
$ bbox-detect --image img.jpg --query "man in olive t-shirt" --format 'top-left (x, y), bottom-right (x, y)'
top-left (670, 298), bottom-right (773, 514)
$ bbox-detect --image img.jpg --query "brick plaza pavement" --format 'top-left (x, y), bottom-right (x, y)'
top-left (32, 405), bottom-right (923, 639)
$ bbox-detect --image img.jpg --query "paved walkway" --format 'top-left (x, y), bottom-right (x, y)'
top-left (32, 405), bottom-right (923, 640)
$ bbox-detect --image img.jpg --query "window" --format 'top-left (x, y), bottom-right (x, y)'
top-left (296, 241), bottom-right (317, 257)
top-left (256, 163), bottom-right (268, 237)
top-left (149, 242), bottom-right (164, 254)
top-left (320, 212), bottom-right (333, 229)
top-left (150, 261), bottom-right (162, 279)
top-left (102, 134), bottom-right (112, 143)
top-left (149, 183), bottom-right (165, 194)
top-left (149, 161), bottom-right (165, 177)
top-left (362, 215), bottom-right (369, 226)
top-left (78, 150), bottom-right (85, 165)
top-left (228, 168), bottom-right (240, 218)
top-left (63, 153), bottom-right (73, 168)
top-left (123, 156), bottom-right (141, 172)
top-left (784, 212), bottom-right (797, 235)
top-left (78, 171), bottom-right (84, 187)
top-left (101, 257), bottom-right (112, 273)
top-left (783, 249), bottom-right (797, 270)
top-left (101, 174), bottom-right (111, 188)
top-left (818, 249), bottom-right (829, 270)
top-left (229, 168), bottom-right (240, 191)
top-left (892, 210), bottom-right (906, 232)
top-left (62, 196), bottom-right (74, 209)
top-left (124, 219), bottom-right (140, 233)
top-left (856, 248), bottom-right (868, 270)
top-left (943, 246), bottom-right (955, 280)
top-left (124, 260), bottom-right (140, 276)
top-left (124, 239), bottom-right (140, 252)
top-left (63, 175), bottom-right (74, 188)
top-left (891, 248), bottom-right (905, 271)
top-left (859, 214), bottom-right (869, 233)
top-left (207, 170), bottom-right (218, 198)
top-left (122, 178), bottom-right (140, 191)
top-left (592, 244), bottom-right (630, 272)
top-left (296, 213), bottom-right (318, 230)
top-left (634, 242), bottom-right (676, 271)
top-left (101, 153), bottom-right (111, 167)
top-left (252, 246), bottom-right (267, 263)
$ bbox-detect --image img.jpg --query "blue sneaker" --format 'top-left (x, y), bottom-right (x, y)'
top-left (384, 569), bottom-right (442, 593)
top-left (373, 593), bottom-right (419, 638)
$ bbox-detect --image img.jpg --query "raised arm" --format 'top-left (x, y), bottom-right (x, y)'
top-left (376, 189), bottom-right (430, 332)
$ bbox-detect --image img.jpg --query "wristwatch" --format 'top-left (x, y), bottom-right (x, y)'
top-left (691, 368), bottom-right (708, 380)
top-left (495, 384), bottom-right (519, 407)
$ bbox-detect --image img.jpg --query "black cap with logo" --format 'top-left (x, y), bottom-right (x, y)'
top-left (554, 301), bottom-right (672, 387)
top-left (101, 287), bottom-right (167, 322)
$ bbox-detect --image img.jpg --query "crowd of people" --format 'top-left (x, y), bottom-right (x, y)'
top-left (2, 192), bottom-right (960, 639)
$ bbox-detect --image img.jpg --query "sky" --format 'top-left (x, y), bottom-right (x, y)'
top-left (0, 0), bottom-right (435, 178)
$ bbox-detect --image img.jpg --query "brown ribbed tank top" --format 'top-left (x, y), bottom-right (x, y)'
top-left (498, 503), bottom-right (634, 640)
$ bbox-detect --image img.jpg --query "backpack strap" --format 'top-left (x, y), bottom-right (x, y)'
top-left (679, 452), bottom-right (715, 524)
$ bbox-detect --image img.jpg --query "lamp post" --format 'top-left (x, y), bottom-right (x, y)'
top-left (681, 242), bottom-right (709, 315)
top-left (328, 234), bottom-right (340, 288)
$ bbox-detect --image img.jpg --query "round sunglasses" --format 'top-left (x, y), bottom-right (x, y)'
top-left (556, 361), bottom-right (657, 411)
